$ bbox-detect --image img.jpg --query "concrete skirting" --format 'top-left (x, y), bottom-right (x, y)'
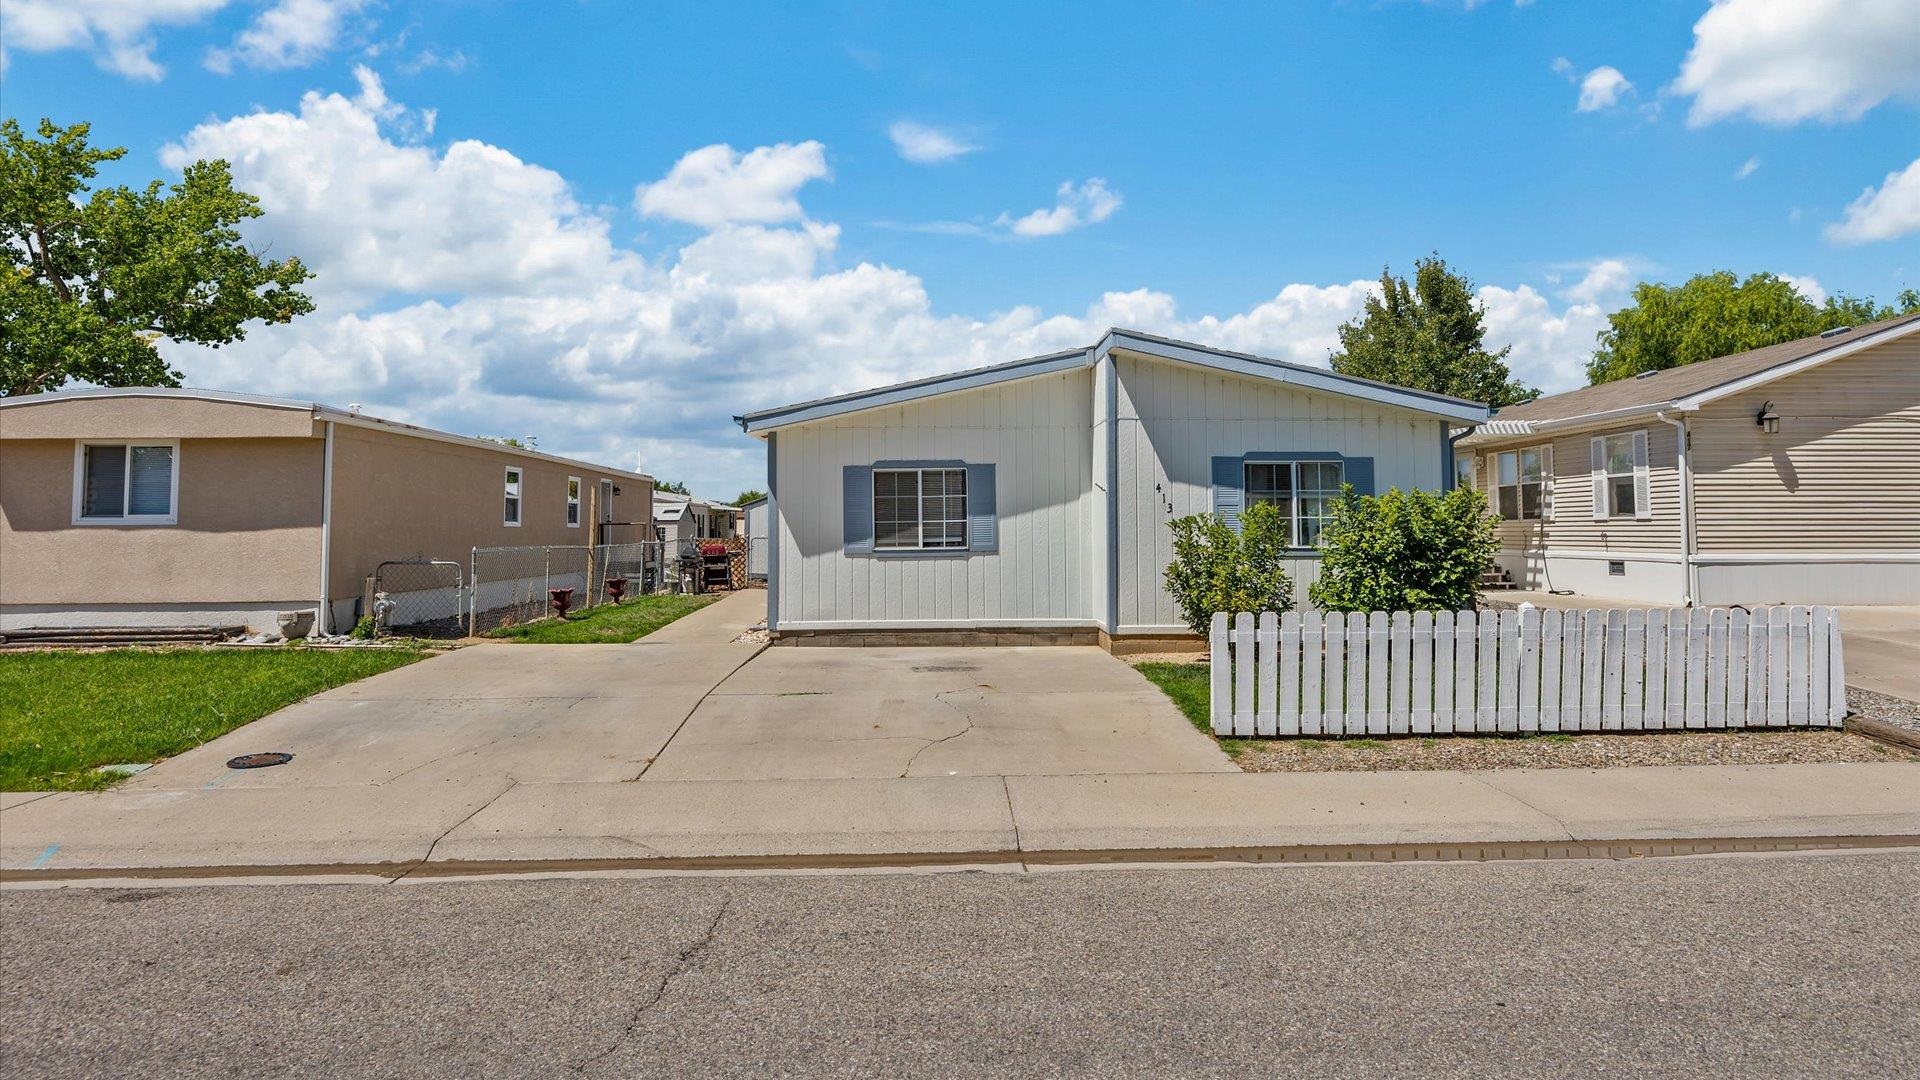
top-left (774, 626), bottom-right (1101, 647)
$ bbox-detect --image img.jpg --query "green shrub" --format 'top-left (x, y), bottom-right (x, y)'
top-left (1307, 485), bottom-right (1498, 613)
top-left (350, 615), bottom-right (377, 640)
top-left (1162, 502), bottom-right (1295, 636)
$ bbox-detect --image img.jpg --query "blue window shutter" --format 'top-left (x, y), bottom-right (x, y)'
top-left (1345, 456), bottom-right (1375, 496)
top-left (843, 465), bottom-right (873, 555)
top-left (1211, 456), bottom-right (1243, 531)
top-left (966, 463), bottom-right (997, 552)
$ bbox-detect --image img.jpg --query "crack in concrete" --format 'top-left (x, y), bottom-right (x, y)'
top-left (899, 690), bottom-right (980, 777)
top-left (1465, 775), bottom-right (1579, 842)
top-left (572, 897), bottom-right (732, 1074)
top-left (388, 779), bottom-right (518, 883)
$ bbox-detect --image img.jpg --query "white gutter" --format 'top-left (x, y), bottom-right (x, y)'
top-left (318, 419), bottom-right (336, 635)
top-left (1656, 410), bottom-right (1694, 607)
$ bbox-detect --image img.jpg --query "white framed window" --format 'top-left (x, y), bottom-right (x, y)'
top-left (73, 441), bottom-right (178, 525)
top-left (1590, 430), bottom-right (1650, 521)
top-left (1495, 447), bottom-right (1547, 521)
top-left (1244, 460), bottom-right (1344, 547)
top-left (873, 467), bottom-right (967, 550)
top-left (566, 477), bottom-right (581, 527)
top-left (503, 467), bottom-right (522, 526)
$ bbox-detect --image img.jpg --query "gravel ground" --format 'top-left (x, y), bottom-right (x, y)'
top-left (1230, 728), bottom-right (1917, 772)
top-left (1849, 686), bottom-right (1920, 733)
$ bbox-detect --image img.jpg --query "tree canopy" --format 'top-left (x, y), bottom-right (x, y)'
top-left (1, 118), bottom-right (315, 398)
top-left (654, 479), bottom-right (692, 495)
top-left (730, 488), bottom-right (766, 507)
top-left (1329, 255), bottom-right (1537, 408)
top-left (1586, 271), bottom-right (1920, 385)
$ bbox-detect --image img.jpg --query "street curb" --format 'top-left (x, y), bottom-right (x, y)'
top-left (6, 833), bottom-right (1916, 885)
top-left (1845, 716), bottom-right (1920, 754)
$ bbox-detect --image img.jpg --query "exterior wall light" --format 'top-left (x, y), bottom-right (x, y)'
top-left (1756, 400), bottom-right (1780, 434)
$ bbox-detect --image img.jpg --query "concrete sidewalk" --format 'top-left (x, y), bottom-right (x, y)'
top-left (636, 589), bottom-right (764, 644)
top-left (5, 763), bottom-right (1915, 878)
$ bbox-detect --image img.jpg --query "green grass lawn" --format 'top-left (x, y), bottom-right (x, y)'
top-left (0, 647), bottom-right (423, 791)
top-left (1131, 661), bottom-right (1257, 758)
top-left (483, 593), bottom-right (721, 644)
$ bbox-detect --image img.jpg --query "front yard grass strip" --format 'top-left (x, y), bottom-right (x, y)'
top-left (484, 593), bottom-right (721, 644)
top-left (0, 646), bottom-right (423, 792)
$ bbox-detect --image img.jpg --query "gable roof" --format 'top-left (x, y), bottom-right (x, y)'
top-left (1472, 310), bottom-right (1920, 438)
top-left (735, 327), bottom-right (1490, 434)
top-left (0, 386), bottom-right (654, 482)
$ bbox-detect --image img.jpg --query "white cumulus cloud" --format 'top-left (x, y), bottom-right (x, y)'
top-left (1672, 0), bottom-right (1920, 126)
top-left (1, 0), bottom-right (228, 79)
top-left (1576, 66), bottom-right (1634, 111)
top-left (1825, 156), bottom-right (1920, 244)
top-left (152, 76), bottom-right (1612, 497)
top-left (998, 178), bottom-right (1123, 237)
top-left (204, 0), bottom-right (369, 73)
top-left (636, 142), bottom-right (831, 229)
top-left (887, 121), bottom-right (979, 165)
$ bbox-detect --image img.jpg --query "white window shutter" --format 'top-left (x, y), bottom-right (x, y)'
top-left (1541, 444), bottom-right (1554, 521)
top-left (1632, 429), bottom-right (1652, 521)
top-left (1589, 437), bottom-right (1606, 520)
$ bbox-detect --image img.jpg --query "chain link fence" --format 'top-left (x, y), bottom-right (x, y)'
top-left (467, 540), bottom-right (744, 633)
top-left (370, 560), bottom-right (466, 639)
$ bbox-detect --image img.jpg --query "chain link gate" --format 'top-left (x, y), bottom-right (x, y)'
top-left (370, 560), bottom-right (467, 639)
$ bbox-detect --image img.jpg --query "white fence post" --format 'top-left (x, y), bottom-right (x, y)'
top-left (1411, 611), bottom-right (1434, 735)
top-left (1209, 612), bottom-right (1230, 735)
top-left (1277, 613), bottom-right (1301, 737)
top-left (1301, 612), bottom-right (1325, 736)
top-left (1824, 608), bottom-right (1847, 726)
top-left (1366, 611), bottom-right (1390, 735)
top-left (1622, 609), bottom-right (1646, 730)
top-left (1538, 609), bottom-right (1563, 732)
top-left (1432, 611), bottom-right (1456, 734)
top-left (1233, 612), bottom-right (1256, 737)
top-left (1344, 612), bottom-right (1368, 735)
top-left (1256, 612), bottom-right (1279, 737)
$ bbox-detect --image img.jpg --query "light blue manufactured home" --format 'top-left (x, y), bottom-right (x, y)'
top-left (738, 329), bottom-right (1489, 648)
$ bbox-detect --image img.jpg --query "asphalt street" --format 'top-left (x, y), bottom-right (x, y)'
top-left (3, 851), bottom-right (1916, 1077)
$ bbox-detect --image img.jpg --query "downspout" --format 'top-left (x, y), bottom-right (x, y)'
top-left (1656, 410), bottom-right (1694, 607)
top-left (318, 419), bottom-right (336, 634)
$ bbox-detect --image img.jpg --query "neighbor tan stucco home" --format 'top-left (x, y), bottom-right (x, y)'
top-left (1458, 311), bottom-right (1920, 606)
top-left (0, 388), bottom-right (652, 634)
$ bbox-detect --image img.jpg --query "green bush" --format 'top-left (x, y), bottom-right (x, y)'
top-left (350, 615), bottom-right (377, 640)
top-left (1307, 485), bottom-right (1498, 613)
top-left (1162, 502), bottom-right (1295, 636)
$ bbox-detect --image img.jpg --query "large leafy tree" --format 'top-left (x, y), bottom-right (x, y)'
top-left (730, 488), bottom-right (766, 507)
top-left (654, 479), bottom-right (692, 495)
top-left (1329, 255), bottom-right (1538, 407)
top-left (1586, 271), bottom-right (1920, 384)
top-left (1, 118), bottom-right (314, 397)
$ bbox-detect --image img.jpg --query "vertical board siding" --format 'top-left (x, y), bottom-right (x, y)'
top-left (1209, 605), bottom-right (1846, 734)
top-left (775, 369), bottom-right (1094, 627)
top-left (1113, 352), bottom-right (1444, 631)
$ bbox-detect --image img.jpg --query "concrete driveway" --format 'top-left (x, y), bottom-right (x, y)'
top-left (1836, 607), bottom-right (1920, 701)
top-left (643, 646), bottom-right (1235, 780)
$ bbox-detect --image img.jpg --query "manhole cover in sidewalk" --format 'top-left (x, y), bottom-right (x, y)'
top-left (226, 752), bottom-right (293, 769)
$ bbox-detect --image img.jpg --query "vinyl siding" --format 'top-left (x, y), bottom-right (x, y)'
top-left (773, 368), bottom-right (1094, 627)
top-left (1470, 422), bottom-right (1683, 556)
top-left (1112, 350), bottom-right (1446, 630)
top-left (1691, 333), bottom-right (1920, 554)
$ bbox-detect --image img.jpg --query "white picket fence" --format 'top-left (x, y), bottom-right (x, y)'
top-left (1207, 606), bottom-right (1847, 737)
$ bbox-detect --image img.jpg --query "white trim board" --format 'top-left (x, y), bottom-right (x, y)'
top-left (739, 327), bottom-right (1490, 434)
top-left (1498, 548), bottom-right (1683, 564)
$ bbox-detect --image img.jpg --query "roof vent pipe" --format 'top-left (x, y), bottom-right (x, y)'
top-left (1819, 325), bottom-right (1852, 338)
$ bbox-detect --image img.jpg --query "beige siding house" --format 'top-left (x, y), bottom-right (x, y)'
top-left (1459, 311), bottom-right (1920, 606)
top-left (739, 329), bottom-right (1488, 647)
top-left (0, 388), bottom-right (652, 633)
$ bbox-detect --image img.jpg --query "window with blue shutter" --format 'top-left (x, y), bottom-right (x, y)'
top-left (845, 460), bottom-right (996, 556)
top-left (1213, 451), bottom-right (1375, 548)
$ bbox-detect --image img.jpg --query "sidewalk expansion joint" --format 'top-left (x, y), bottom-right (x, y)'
top-left (631, 646), bottom-right (766, 780)
top-left (388, 778), bottom-right (518, 883)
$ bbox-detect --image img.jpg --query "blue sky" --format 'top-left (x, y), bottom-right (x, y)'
top-left (6, 1), bottom-right (1918, 497)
